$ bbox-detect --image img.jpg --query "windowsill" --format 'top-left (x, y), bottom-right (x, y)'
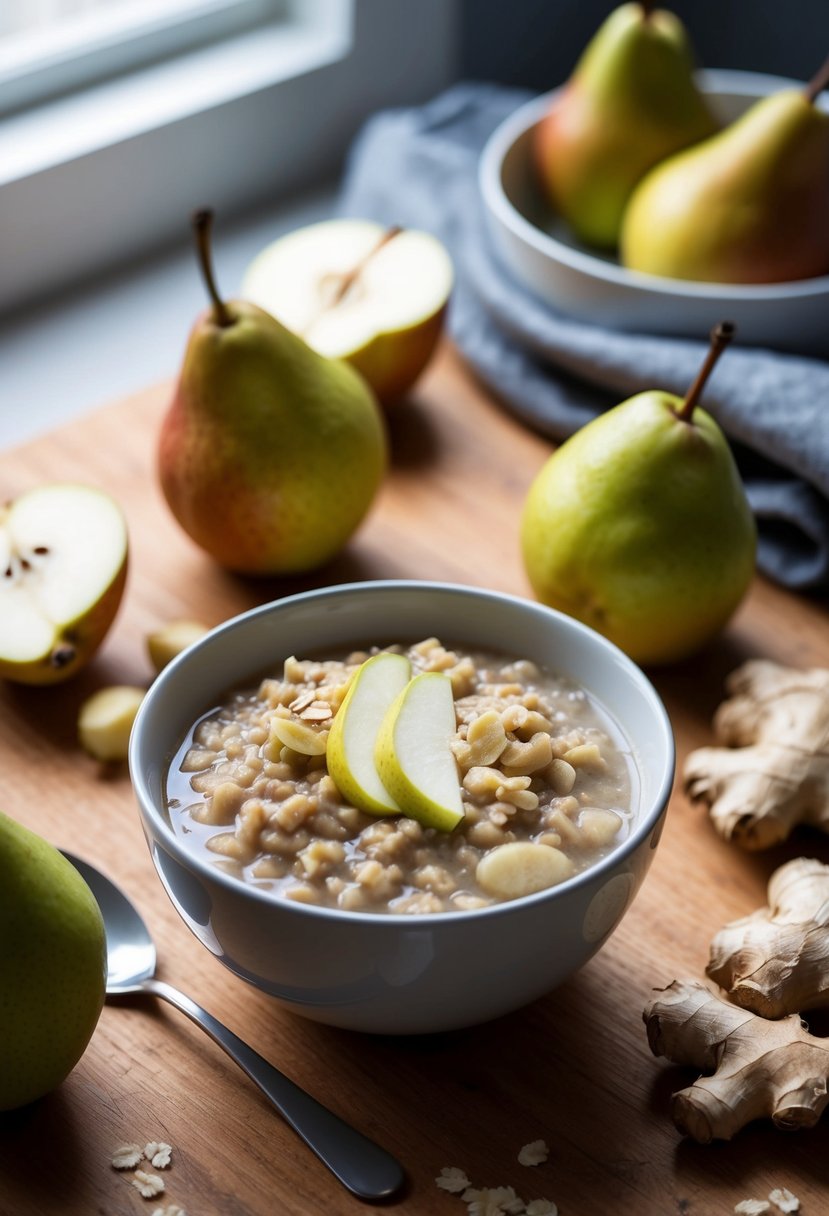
top-left (0, 16), bottom-right (350, 185)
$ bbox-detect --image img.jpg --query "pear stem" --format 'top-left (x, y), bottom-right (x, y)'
top-left (330, 225), bottom-right (403, 307)
top-left (676, 322), bottom-right (735, 423)
top-left (639, 0), bottom-right (655, 17)
top-left (805, 52), bottom-right (829, 103)
top-left (192, 208), bottom-right (232, 328)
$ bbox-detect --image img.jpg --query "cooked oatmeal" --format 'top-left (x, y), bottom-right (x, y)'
top-left (165, 638), bottom-right (635, 914)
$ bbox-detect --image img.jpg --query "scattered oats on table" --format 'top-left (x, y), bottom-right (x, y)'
top-left (144, 1141), bottom-right (173, 1169)
top-left (436, 1167), bottom-right (471, 1193)
top-left (151, 1206), bottom-right (186, 1216)
top-left (132, 1169), bottom-right (165, 1199)
top-left (735, 1202), bottom-right (771, 1215)
top-left (518, 1140), bottom-right (549, 1167)
top-left (462, 1185), bottom-right (525, 1215)
top-left (525, 1202), bottom-right (557, 1216)
top-left (769, 1188), bottom-right (800, 1214)
top-left (111, 1143), bottom-right (143, 1170)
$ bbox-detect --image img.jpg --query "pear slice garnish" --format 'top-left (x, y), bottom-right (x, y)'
top-left (327, 652), bottom-right (411, 816)
top-left (374, 672), bottom-right (464, 832)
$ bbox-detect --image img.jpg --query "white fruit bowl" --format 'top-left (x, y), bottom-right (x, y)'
top-left (130, 581), bottom-right (674, 1035)
top-left (479, 70), bottom-right (829, 357)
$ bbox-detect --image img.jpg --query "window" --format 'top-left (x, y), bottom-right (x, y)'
top-left (0, 0), bottom-right (285, 113)
top-left (0, 0), bottom-right (459, 314)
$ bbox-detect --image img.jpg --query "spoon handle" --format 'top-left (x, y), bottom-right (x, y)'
top-left (143, 977), bottom-right (404, 1201)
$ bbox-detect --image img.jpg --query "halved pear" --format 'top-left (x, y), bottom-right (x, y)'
top-left (374, 672), bottom-right (464, 832)
top-left (0, 484), bottom-right (128, 685)
top-left (326, 652), bottom-right (411, 815)
top-left (241, 219), bottom-right (453, 405)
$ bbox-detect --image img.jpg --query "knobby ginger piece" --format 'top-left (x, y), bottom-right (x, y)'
top-left (683, 660), bottom-right (829, 848)
top-left (707, 857), bottom-right (829, 1017)
top-left (644, 979), bottom-right (829, 1142)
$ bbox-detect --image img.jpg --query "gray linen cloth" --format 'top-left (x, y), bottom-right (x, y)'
top-left (340, 83), bottom-right (829, 591)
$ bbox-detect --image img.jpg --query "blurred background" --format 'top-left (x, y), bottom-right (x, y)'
top-left (1, 0), bottom-right (826, 445)
top-left (465, 0), bottom-right (826, 87)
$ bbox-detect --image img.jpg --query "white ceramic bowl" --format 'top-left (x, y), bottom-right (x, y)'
top-left (129, 581), bottom-right (674, 1034)
top-left (480, 70), bottom-right (829, 357)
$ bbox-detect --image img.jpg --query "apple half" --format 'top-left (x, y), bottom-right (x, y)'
top-left (0, 483), bottom-right (128, 685)
top-left (241, 219), bottom-right (454, 406)
top-left (326, 651), bottom-right (411, 816)
top-left (374, 672), bottom-right (464, 832)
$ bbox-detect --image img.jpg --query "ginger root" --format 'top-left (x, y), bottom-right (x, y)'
top-left (707, 858), bottom-right (829, 1018)
top-left (683, 660), bottom-right (829, 848)
top-left (644, 979), bottom-right (829, 1143)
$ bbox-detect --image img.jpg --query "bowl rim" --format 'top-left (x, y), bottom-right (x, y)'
top-left (479, 67), bottom-right (829, 301)
top-left (130, 579), bottom-right (676, 927)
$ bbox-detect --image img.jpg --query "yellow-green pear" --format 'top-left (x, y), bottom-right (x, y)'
top-left (326, 652), bottom-right (411, 816)
top-left (0, 483), bottom-right (128, 685)
top-left (158, 210), bottom-right (387, 575)
top-left (0, 811), bottom-right (106, 1110)
top-left (521, 324), bottom-right (756, 666)
top-left (374, 672), bottom-right (464, 832)
top-left (534, 1), bottom-right (716, 248)
top-left (621, 59), bottom-right (829, 282)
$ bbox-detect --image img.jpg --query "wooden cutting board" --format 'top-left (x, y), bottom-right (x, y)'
top-left (1, 344), bottom-right (828, 1216)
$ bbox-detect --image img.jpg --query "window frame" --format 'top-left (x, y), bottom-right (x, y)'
top-left (0, 0), bottom-right (460, 315)
top-left (0, 0), bottom-right (285, 115)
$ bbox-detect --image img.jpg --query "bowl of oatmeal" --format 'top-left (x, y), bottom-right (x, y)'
top-left (130, 581), bottom-right (674, 1034)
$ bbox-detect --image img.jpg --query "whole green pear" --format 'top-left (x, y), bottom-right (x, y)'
top-left (0, 811), bottom-right (106, 1111)
top-left (159, 210), bottom-right (387, 575)
top-left (534, 1), bottom-right (716, 248)
top-left (621, 62), bottom-right (829, 283)
top-left (521, 325), bottom-right (756, 666)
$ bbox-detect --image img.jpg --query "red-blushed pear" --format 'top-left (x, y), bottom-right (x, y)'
top-left (521, 324), bottom-right (756, 666)
top-left (0, 811), bottom-right (106, 1111)
top-left (158, 210), bottom-right (387, 575)
top-left (534, 0), bottom-right (716, 248)
top-left (242, 219), bottom-right (453, 406)
top-left (0, 483), bottom-right (128, 685)
top-left (621, 54), bottom-right (829, 283)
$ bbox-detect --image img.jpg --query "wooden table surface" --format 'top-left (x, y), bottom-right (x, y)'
top-left (1, 344), bottom-right (828, 1216)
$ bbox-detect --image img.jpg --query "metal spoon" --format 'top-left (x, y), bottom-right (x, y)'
top-left (65, 853), bottom-right (405, 1203)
